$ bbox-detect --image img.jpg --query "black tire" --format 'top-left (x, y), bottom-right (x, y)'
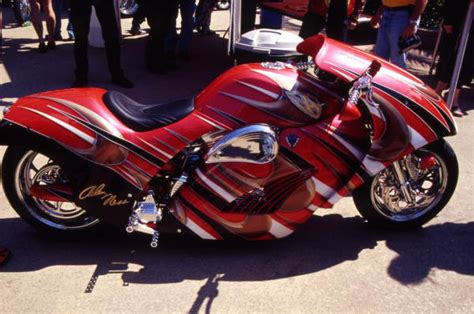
top-left (2, 144), bottom-right (102, 235)
top-left (12, 0), bottom-right (30, 26)
top-left (215, 0), bottom-right (230, 10)
top-left (353, 139), bottom-right (458, 229)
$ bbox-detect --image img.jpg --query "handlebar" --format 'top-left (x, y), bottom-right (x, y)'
top-left (339, 60), bottom-right (382, 121)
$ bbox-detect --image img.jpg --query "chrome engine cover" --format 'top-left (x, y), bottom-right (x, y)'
top-left (204, 124), bottom-right (279, 164)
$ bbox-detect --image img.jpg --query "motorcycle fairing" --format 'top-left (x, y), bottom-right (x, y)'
top-left (171, 150), bottom-right (317, 240)
top-left (298, 35), bottom-right (457, 147)
top-left (170, 39), bottom-right (458, 239)
top-left (168, 62), bottom-right (375, 239)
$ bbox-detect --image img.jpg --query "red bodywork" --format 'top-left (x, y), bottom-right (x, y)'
top-left (3, 35), bottom-right (456, 240)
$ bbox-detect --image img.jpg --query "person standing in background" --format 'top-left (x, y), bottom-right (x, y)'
top-left (165, 0), bottom-right (196, 61)
top-left (370, 0), bottom-right (427, 68)
top-left (70, 0), bottom-right (133, 88)
top-left (128, 3), bottom-right (147, 36)
top-left (299, 0), bottom-right (367, 41)
top-left (52, 0), bottom-right (74, 40)
top-left (241, 0), bottom-right (257, 34)
top-left (29, 0), bottom-right (56, 52)
top-left (194, 0), bottom-right (218, 35)
top-left (140, 0), bottom-right (179, 74)
top-left (434, 0), bottom-right (473, 117)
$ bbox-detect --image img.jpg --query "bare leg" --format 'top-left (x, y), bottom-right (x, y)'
top-left (452, 89), bottom-right (463, 111)
top-left (29, 0), bottom-right (45, 45)
top-left (434, 81), bottom-right (448, 95)
top-left (40, 0), bottom-right (56, 45)
top-left (435, 81), bottom-right (465, 116)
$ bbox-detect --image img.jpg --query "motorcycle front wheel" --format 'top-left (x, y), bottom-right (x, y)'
top-left (2, 144), bottom-right (101, 234)
top-left (353, 139), bottom-right (458, 229)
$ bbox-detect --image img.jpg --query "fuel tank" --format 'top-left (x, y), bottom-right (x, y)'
top-left (194, 62), bottom-right (343, 129)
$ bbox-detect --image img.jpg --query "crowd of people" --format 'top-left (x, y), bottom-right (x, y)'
top-left (23, 0), bottom-right (472, 107)
top-left (300, 0), bottom-right (472, 117)
top-left (25, 0), bottom-right (226, 89)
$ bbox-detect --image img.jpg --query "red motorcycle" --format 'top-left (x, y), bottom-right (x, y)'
top-left (0, 35), bottom-right (458, 247)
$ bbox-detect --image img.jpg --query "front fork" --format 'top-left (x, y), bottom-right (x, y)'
top-left (391, 160), bottom-right (415, 205)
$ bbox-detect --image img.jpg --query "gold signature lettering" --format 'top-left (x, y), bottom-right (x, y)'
top-left (79, 184), bottom-right (130, 207)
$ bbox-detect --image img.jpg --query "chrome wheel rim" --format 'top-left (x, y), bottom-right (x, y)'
top-left (15, 150), bottom-right (100, 230)
top-left (370, 148), bottom-right (448, 222)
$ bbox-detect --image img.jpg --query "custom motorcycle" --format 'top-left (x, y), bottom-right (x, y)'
top-left (0, 35), bottom-right (458, 247)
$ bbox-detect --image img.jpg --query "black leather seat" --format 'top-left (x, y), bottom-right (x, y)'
top-left (103, 91), bottom-right (194, 132)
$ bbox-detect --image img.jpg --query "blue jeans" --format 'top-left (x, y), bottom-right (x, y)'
top-left (374, 9), bottom-right (410, 68)
top-left (165, 0), bottom-right (196, 55)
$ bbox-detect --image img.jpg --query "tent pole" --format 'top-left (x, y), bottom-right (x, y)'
top-left (229, 0), bottom-right (242, 56)
top-left (446, 0), bottom-right (474, 109)
top-left (429, 20), bottom-right (443, 76)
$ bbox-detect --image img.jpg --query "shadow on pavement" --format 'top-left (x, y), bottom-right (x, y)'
top-left (1, 214), bottom-right (473, 287)
top-left (386, 221), bottom-right (474, 284)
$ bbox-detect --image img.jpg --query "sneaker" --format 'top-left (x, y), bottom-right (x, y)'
top-left (38, 42), bottom-right (47, 53)
top-left (112, 76), bottom-right (134, 88)
top-left (129, 28), bottom-right (145, 36)
top-left (67, 31), bottom-right (75, 41)
top-left (47, 41), bottom-right (56, 50)
top-left (451, 107), bottom-right (463, 117)
top-left (54, 34), bottom-right (63, 41)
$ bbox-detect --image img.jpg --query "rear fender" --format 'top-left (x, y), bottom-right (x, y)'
top-left (0, 120), bottom-right (47, 146)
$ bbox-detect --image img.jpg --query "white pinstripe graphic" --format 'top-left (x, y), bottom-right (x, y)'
top-left (21, 107), bottom-right (96, 144)
top-left (195, 168), bottom-right (236, 203)
top-left (269, 219), bottom-right (294, 238)
top-left (137, 137), bottom-right (173, 159)
top-left (311, 177), bottom-right (343, 205)
top-left (236, 80), bottom-right (280, 100)
top-left (175, 201), bottom-right (217, 240)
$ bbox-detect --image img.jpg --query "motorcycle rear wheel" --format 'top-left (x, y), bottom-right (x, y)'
top-left (353, 140), bottom-right (458, 229)
top-left (2, 144), bottom-right (101, 234)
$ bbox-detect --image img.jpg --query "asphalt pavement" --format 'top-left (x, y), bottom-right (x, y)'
top-left (1, 7), bottom-right (474, 313)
